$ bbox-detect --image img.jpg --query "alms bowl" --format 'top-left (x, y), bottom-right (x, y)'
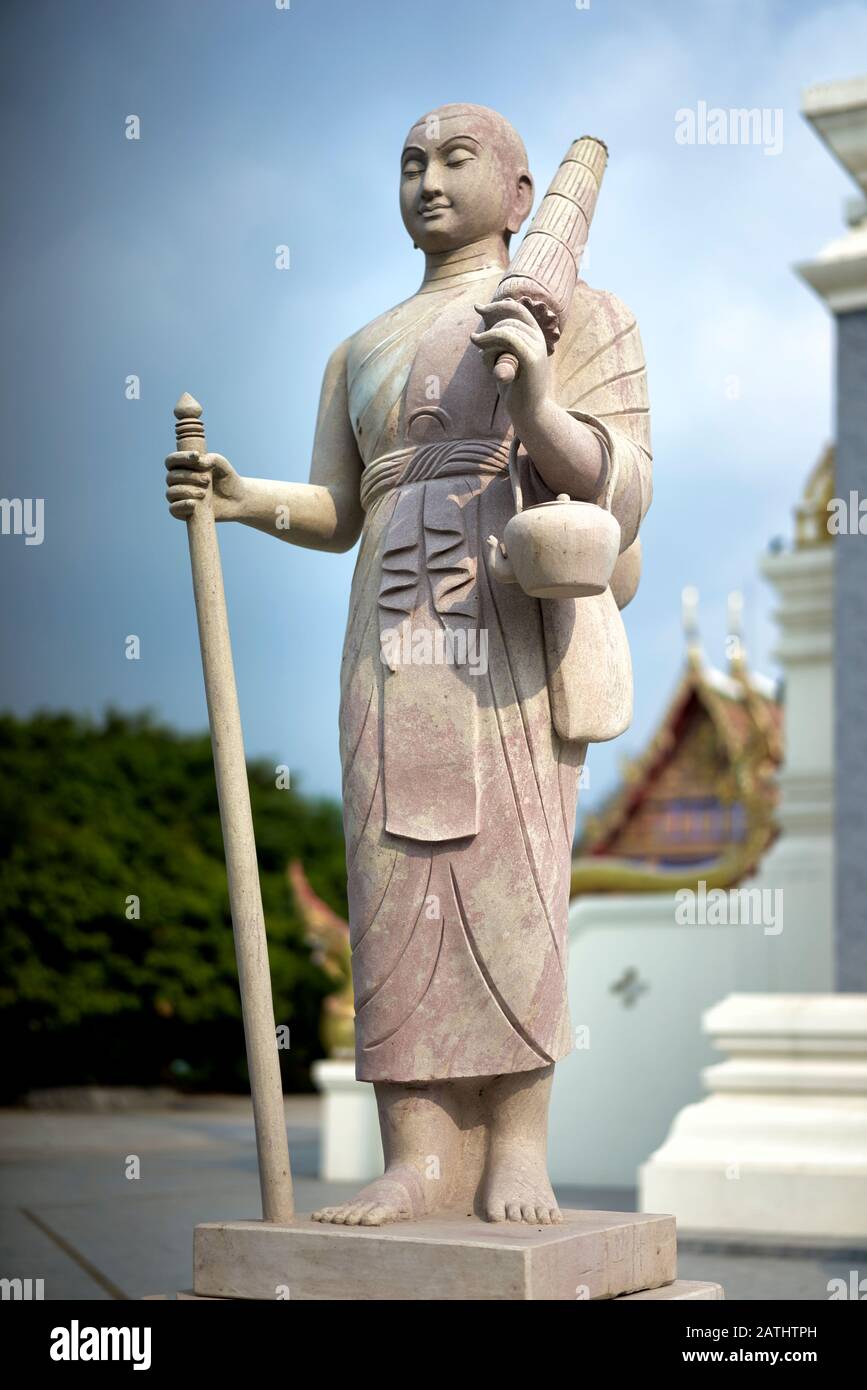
top-left (503, 498), bottom-right (621, 599)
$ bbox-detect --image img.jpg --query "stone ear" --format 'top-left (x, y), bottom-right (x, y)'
top-left (506, 171), bottom-right (534, 236)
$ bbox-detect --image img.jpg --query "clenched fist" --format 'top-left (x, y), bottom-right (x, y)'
top-left (164, 450), bottom-right (246, 521)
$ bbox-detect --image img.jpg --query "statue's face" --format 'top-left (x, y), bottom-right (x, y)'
top-left (400, 110), bottom-right (530, 253)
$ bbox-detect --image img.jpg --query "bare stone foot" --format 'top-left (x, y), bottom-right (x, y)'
top-left (483, 1145), bottom-right (563, 1224)
top-left (311, 1165), bottom-right (427, 1227)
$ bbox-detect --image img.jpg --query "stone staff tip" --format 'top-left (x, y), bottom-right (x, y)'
top-left (174, 392), bottom-right (203, 420)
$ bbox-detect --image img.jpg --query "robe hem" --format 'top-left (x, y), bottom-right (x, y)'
top-left (354, 1046), bottom-right (570, 1084)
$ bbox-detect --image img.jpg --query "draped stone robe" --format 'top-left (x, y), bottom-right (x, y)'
top-left (340, 264), bottom-right (652, 1082)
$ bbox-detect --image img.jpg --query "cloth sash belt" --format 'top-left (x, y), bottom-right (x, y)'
top-left (363, 438), bottom-right (511, 843)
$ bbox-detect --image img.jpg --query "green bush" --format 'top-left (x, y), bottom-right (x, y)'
top-left (0, 710), bottom-right (346, 1100)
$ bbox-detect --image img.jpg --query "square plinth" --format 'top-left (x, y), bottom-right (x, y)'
top-left (148, 1279), bottom-right (725, 1302)
top-left (194, 1209), bottom-right (676, 1301)
top-left (616, 1279), bottom-right (724, 1301)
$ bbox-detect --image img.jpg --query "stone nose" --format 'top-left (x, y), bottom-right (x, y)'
top-left (420, 169), bottom-right (444, 200)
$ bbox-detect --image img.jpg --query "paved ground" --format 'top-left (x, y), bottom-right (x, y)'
top-left (0, 1097), bottom-right (861, 1301)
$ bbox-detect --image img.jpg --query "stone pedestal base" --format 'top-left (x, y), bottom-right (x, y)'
top-left (193, 1209), bottom-right (677, 1301)
top-left (617, 1279), bottom-right (724, 1300)
top-left (640, 993), bottom-right (867, 1239)
top-left (148, 1278), bottom-right (724, 1301)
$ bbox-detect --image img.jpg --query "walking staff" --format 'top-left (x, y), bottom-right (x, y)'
top-left (171, 392), bottom-right (294, 1224)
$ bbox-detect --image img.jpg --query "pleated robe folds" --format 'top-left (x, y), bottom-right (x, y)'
top-left (339, 270), bottom-right (652, 1082)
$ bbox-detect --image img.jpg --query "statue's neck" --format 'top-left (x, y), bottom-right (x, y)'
top-left (420, 235), bottom-right (509, 291)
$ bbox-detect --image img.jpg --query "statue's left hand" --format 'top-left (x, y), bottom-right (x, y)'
top-left (471, 299), bottom-right (553, 428)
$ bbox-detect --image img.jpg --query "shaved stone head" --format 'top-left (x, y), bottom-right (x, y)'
top-left (405, 104), bottom-right (529, 182)
top-left (400, 103), bottom-right (534, 253)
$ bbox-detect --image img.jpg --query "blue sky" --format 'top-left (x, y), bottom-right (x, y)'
top-left (0, 0), bottom-right (863, 819)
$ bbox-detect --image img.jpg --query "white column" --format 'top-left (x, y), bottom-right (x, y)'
top-left (796, 75), bottom-right (867, 990)
top-left (311, 1059), bottom-right (382, 1183)
top-left (637, 76), bottom-right (867, 1237)
top-left (639, 993), bottom-right (867, 1238)
top-left (753, 541), bottom-right (834, 989)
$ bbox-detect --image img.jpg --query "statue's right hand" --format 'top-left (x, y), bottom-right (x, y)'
top-left (164, 451), bottom-right (246, 521)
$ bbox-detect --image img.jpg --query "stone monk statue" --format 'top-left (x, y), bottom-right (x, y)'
top-left (165, 104), bottom-right (652, 1227)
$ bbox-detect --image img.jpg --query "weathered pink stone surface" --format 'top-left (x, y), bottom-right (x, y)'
top-left (166, 103), bottom-right (652, 1229)
top-left (341, 124), bottom-right (650, 1094)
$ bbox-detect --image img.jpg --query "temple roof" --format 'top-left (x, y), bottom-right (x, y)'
top-left (571, 590), bottom-right (782, 896)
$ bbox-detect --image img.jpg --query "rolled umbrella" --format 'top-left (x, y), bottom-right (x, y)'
top-left (491, 135), bottom-right (608, 383)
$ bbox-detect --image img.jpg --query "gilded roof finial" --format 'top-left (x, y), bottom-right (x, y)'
top-left (726, 590), bottom-right (747, 675)
top-left (682, 585), bottom-right (703, 670)
top-left (795, 444), bottom-right (835, 548)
